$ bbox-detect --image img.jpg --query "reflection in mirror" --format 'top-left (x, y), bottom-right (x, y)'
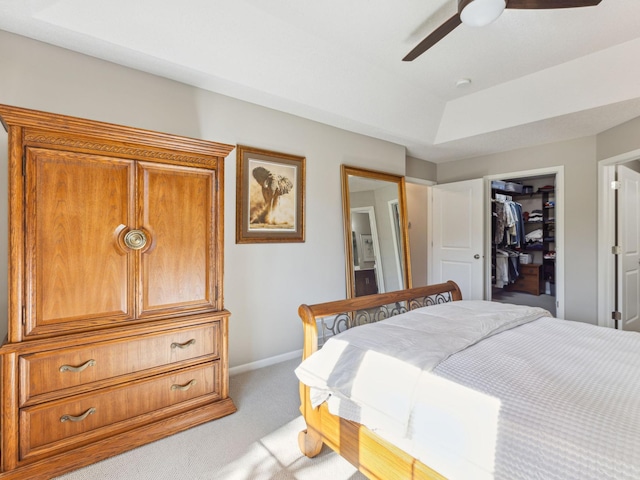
top-left (341, 165), bottom-right (412, 298)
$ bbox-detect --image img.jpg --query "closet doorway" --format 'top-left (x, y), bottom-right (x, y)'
top-left (486, 167), bottom-right (565, 318)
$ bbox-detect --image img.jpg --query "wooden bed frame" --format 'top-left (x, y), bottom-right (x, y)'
top-left (297, 281), bottom-right (463, 480)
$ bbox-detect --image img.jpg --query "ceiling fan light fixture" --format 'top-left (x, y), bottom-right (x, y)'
top-left (459, 0), bottom-right (506, 27)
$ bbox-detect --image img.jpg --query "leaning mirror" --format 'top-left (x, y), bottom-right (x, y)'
top-left (341, 165), bottom-right (412, 298)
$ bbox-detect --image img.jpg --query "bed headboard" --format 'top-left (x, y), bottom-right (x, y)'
top-left (298, 280), bottom-right (462, 360)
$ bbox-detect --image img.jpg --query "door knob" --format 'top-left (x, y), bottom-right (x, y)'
top-left (474, 254), bottom-right (480, 259)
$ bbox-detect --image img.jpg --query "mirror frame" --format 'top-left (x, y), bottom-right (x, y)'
top-left (341, 165), bottom-right (412, 298)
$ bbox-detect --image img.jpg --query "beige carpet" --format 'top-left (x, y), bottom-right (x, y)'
top-left (55, 359), bottom-right (366, 480)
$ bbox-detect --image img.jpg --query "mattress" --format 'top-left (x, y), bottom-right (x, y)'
top-left (295, 300), bottom-right (640, 479)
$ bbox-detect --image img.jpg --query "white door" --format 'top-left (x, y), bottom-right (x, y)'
top-left (618, 165), bottom-right (640, 331)
top-left (429, 179), bottom-right (484, 300)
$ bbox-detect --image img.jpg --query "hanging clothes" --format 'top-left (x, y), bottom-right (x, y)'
top-left (493, 196), bottom-right (524, 289)
top-left (495, 249), bottom-right (509, 288)
top-left (494, 201), bottom-right (506, 245)
top-left (495, 247), bottom-right (520, 287)
top-left (493, 199), bottom-right (525, 248)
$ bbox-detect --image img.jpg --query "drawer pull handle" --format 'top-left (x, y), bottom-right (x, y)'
top-left (60, 407), bottom-right (96, 423)
top-left (59, 359), bottom-right (96, 373)
top-left (171, 379), bottom-right (197, 392)
top-left (171, 339), bottom-right (196, 350)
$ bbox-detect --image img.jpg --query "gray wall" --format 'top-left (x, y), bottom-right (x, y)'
top-left (597, 116), bottom-right (640, 161)
top-left (437, 137), bottom-right (597, 323)
top-left (0, 30), bottom-right (406, 368)
top-left (406, 156), bottom-right (437, 182)
top-left (406, 182), bottom-right (429, 287)
top-left (623, 160), bottom-right (640, 173)
top-left (403, 156), bottom-right (434, 289)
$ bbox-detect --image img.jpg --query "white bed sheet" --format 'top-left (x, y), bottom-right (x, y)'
top-left (295, 301), bottom-right (640, 480)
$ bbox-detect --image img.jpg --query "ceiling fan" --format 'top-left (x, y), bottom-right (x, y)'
top-left (403, 0), bottom-right (602, 61)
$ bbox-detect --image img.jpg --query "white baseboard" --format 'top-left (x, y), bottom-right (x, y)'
top-left (229, 349), bottom-right (302, 376)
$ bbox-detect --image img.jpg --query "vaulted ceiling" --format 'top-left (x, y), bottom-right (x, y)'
top-left (1, 0), bottom-right (639, 162)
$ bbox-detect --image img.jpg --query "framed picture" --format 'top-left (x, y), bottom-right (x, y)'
top-left (361, 233), bottom-right (375, 261)
top-left (236, 145), bottom-right (305, 243)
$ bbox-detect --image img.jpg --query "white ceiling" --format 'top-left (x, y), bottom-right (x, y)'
top-left (1, 0), bottom-right (640, 163)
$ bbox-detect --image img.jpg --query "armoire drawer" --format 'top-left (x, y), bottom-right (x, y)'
top-left (20, 361), bottom-right (220, 460)
top-left (20, 322), bottom-right (219, 405)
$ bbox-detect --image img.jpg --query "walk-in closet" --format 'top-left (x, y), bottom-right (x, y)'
top-left (491, 175), bottom-right (556, 315)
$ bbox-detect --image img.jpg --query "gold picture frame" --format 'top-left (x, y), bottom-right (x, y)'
top-left (236, 145), bottom-right (306, 243)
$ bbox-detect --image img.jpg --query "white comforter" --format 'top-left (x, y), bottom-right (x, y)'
top-left (295, 300), bottom-right (640, 480)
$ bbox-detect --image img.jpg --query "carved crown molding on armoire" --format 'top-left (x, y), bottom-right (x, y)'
top-left (0, 104), bottom-right (236, 479)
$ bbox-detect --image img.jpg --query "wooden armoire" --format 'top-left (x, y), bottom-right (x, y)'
top-left (0, 105), bottom-right (236, 479)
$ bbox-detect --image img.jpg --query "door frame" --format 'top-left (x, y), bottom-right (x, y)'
top-left (388, 199), bottom-right (404, 290)
top-left (615, 164), bottom-right (640, 331)
top-left (484, 166), bottom-right (565, 319)
top-left (351, 206), bottom-right (386, 294)
top-left (597, 148), bottom-right (640, 328)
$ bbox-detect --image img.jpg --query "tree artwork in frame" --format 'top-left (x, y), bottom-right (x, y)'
top-left (236, 145), bottom-right (306, 243)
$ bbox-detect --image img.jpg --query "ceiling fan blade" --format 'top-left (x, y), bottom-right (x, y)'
top-left (506, 0), bottom-right (601, 9)
top-left (403, 14), bottom-right (462, 61)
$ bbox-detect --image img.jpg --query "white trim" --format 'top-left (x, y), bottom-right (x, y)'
top-left (597, 147), bottom-right (640, 328)
top-left (425, 186), bottom-right (436, 287)
top-left (405, 176), bottom-right (436, 186)
top-left (485, 166), bottom-right (565, 319)
top-left (597, 149), bottom-right (640, 168)
top-left (229, 349), bottom-right (302, 376)
top-left (388, 199), bottom-right (404, 289)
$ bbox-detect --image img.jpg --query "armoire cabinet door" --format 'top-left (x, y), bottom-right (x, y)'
top-left (24, 148), bottom-right (136, 336)
top-left (137, 162), bottom-right (218, 318)
top-left (23, 150), bottom-right (219, 336)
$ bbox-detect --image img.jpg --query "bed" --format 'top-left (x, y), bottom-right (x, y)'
top-left (295, 281), bottom-right (640, 480)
